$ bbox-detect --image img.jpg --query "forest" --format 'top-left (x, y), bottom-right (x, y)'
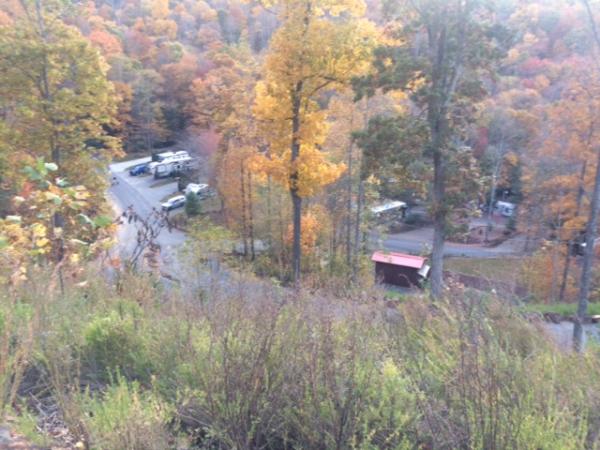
top-left (3, 0), bottom-right (600, 448)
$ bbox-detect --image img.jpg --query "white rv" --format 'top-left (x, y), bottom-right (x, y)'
top-left (153, 155), bottom-right (193, 179)
top-left (148, 151), bottom-right (190, 173)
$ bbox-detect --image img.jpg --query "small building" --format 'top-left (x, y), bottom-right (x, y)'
top-left (372, 251), bottom-right (430, 288)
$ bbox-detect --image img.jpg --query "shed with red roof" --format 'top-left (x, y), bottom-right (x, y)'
top-left (371, 251), bottom-right (430, 288)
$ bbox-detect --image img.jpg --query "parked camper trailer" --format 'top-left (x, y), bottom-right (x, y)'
top-left (148, 151), bottom-right (190, 173)
top-left (153, 156), bottom-right (193, 179)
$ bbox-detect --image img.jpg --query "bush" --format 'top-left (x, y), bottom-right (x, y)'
top-left (82, 310), bottom-right (151, 383)
top-left (79, 377), bottom-right (172, 450)
top-left (0, 301), bottom-right (34, 418)
top-left (185, 192), bottom-right (201, 217)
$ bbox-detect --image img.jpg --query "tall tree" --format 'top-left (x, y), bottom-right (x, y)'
top-left (252, 0), bottom-right (375, 283)
top-left (574, 0), bottom-right (600, 352)
top-left (354, 0), bottom-right (505, 298)
top-left (0, 0), bottom-right (120, 207)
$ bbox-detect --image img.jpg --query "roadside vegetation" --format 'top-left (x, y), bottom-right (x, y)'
top-left (2, 269), bottom-right (600, 449)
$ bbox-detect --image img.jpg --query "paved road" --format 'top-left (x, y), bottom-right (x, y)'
top-left (108, 158), bottom-right (186, 269)
top-left (381, 235), bottom-right (520, 258)
top-left (374, 226), bottom-right (525, 258)
top-left (108, 158), bottom-right (245, 295)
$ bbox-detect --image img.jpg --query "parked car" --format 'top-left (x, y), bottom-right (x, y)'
top-left (161, 195), bottom-right (186, 211)
top-left (185, 183), bottom-right (209, 196)
top-left (129, 163), bottom-right (148, 176)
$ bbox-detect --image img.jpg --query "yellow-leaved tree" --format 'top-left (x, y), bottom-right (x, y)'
top-left (251, 0), bottom-right (376, 282)
top-left (0, 0), bottom-right (121, 212)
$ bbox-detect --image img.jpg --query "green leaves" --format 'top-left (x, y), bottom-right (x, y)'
top-left (77, 214), bottom-right (113, 229)
top-left (93, 215), bottom-right (114, 228)
top-left (0, 3), bottom-right (121, 213)
top-left (77, 214), bottom-right (94, 228)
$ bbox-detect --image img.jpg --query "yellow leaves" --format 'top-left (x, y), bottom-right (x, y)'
top-left (253, 4), bottom-right (374, 170)
top-left (250, 146), bottom-right (345, 198)
top-left (406, 73), bottom-right (426, 92)
top-left (35, 238), bottom-right (50, 250)
top-left (0, 160), bottom-right (117, 284)
top-left (294, 146), bottom-right (346, 197)
top-left (73, 187), bottom-right (91, 200)
top-left (44, 191), bottom-right (62, 203)
top-left (31, 223), bottom-right (47, 238)
top-left (252, 9), bottom-right (372, 199)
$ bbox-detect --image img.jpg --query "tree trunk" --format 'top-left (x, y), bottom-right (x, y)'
top-left (430, 150), bottom-right (446, 299)
top-left (352, 177), bottom-right (363, 281)
top-left (248, 170), bottom-right (255, 260)
top-left (346, 139), bottom-right (354, 267)
top-left (290, 82), bottom-right (303, 284)
top-left (559, 160), bottom-right (586, 302)
top-left (352, 98), bottom-right (369, 281)
top-left (574, 150), bottom-right (600, 351)
top-left (574, 0), bottom-right (600, 352)
top-left (266, 175), bottom-right (273, 248)
top-left (240, 159), bottom-right (248, 257)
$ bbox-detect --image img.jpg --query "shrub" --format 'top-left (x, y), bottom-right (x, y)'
top-left (4, 272), bottom-right (600, 449)
top-left (185, 192), bottom-right (201, 217)
top-left (79, 377), bottom-right (172, 450)
top-left (82, 310), bottom-right (151, 383)
top-left (0, 300), bottom-right (34, 418)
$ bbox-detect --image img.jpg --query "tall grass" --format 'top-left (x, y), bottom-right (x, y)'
top-left (1, 267), bottom-right (599, 449)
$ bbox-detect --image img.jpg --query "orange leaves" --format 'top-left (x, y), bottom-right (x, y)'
top-left (285, 209), bottom-right (326, 255)
top-left (88, 29), bottom-right (123, 57)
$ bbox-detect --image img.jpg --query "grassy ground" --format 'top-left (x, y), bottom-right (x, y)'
top-left (445, 257), bottom-right (522, 284)
top-left (384, 290), bottom-right (409, 301)
top-left (520, 302), bottom-right (600, 317)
